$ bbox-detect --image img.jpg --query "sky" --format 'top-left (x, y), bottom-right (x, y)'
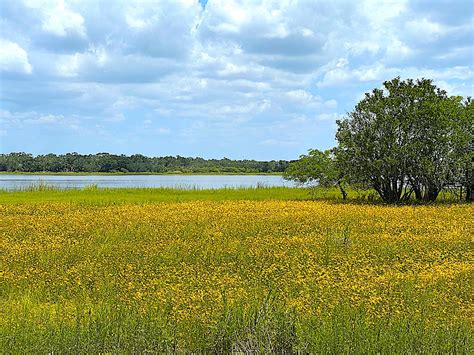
top-left (0, 0), bottom-right (473, 160)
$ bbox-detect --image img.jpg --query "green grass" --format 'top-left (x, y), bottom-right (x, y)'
top-left (0, 184), bottom-right (464, 205)
top-left (0, 186), bottom-right (311, 205)
top-left (4, 295), bottom-right (470, 353)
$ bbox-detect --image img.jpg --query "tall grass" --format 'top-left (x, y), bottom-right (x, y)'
top-left (0, 186), bottom-right (310, 205)
top-left (0, 185), bottom-right (465, 205)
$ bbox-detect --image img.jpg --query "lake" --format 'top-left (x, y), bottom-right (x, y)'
top-left (0, 174), bottom-right (296, 191)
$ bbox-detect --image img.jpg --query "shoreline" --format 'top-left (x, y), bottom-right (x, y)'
top-left (0, 171), bottom-right (283, 176)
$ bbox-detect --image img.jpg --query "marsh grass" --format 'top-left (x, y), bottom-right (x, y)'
top-left (0, 186), bottom-right (310, 205)
top-left (2, 292), bottom-right (470, 353)
top-left (0, 184), bottom-right (464, 205)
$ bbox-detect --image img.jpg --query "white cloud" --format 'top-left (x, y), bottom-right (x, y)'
top-left (317, 58), bottom-right (353, 88)
top-left (218, 63), bottom-right (252, 76)
top-left (286, 90), bottom-right (321, 105)
top-left (125, 11), bottom-right (149, 30)
top-left (434, 80), bottom-right (474, 97)
top-left (0, 109), bottom-right (81, 131)
top-left (318, 61), bottom-right (473, 89)
top-left (0, 39), bottom-right (32, 74)
top-left (56, 53), bottom-right (80, 77)
top-left (360, 0), bottom-right (407, 28)
top-left (26, 113), bottom-right (64, 124)
top-left (24, 0), bottom-right (86, 37)
top-left (386, 41), bottom-right (412, 62)
top-left (405, 18), bottom-right (445, 41)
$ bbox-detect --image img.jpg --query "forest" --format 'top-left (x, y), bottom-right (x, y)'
top-left (0, 152), bottom-right (289, 174)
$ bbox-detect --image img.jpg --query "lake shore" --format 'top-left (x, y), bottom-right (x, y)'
top-left (0, 171), bottom-right (283, 176)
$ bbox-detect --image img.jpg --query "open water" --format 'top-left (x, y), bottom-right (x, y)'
top-left (0, 174), bottom-right (296, 191)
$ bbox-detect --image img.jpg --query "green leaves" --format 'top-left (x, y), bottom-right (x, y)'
top-left (283, 149), bottom-right (348, 199)
top-left (284, 149), bottom-right (335, 187)
top-left (336, 77), bottom-right (470, 202)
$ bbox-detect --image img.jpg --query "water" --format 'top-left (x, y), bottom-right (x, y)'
top-left (0, 174), bottom-right (296, 191)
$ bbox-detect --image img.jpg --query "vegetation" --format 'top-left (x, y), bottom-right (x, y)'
top-left (0, 153), bottom-right (289, 174)
top-left (283, 149), bottom-right (347, 199)
top-left (286, 77), bottom-right (473, 203)
top-left (0, 186), bottom-right (310, 205)
top-left (1, 188), bottom-right (472, 352)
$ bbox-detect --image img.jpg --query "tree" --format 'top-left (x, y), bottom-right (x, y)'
top-left (284, 149), bottom-right (347, 199)
top-left (0, 152), bottom-right (36, 172)
top-left (451, 98), bottom-right (474, 201)
top-left (465, 99), bottom-right (474, 201)
top-left (0, 152), bottom-right (290, 174)
top-left (336, 77), bottom-right (467, 203)
top-left (405, 90), bottom-right (466, 201)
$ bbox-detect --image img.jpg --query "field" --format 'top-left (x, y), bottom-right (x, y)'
top-left (1, 187), bottom-right (472, 352)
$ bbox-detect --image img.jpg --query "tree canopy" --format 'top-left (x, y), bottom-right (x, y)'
top-left (286, 77), bottom-right (473, 202)
top-left (283, 149), bottom-right (347, 199)
top-left (0, 153), bottom-right (289, 174)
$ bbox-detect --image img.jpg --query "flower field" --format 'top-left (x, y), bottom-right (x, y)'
top-left (1, 192), bottom-right (472, 352)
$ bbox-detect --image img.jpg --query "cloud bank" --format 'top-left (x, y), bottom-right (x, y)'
top-left (1, 0), bottom-right (472, 159)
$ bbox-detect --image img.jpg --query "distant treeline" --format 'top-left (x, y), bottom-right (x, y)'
top-left (0, 152), bottom-right (290, 174)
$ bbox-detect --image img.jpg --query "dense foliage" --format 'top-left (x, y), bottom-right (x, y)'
top-left (0, 152), bottom-right (289, 174)
top-left (283, 149), bottom-right (347, 199)
top-left (286, 77), bottom-right (473, 202)
top-left (336, 78), bottom-right (472, 202)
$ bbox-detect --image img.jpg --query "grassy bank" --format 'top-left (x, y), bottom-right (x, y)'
top-left (0, 185), bottom-right (463, 205)
top-left (0, 186), bottom-right (310, 205)
top-left (1, 189), bottom-right (472, 352)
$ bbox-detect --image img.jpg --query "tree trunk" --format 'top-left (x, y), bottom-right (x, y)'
top-left (336, 181), bottom-right (347, 200)
top-left (467, 184), bottom-right (474, 202)
top-left (373, 181), bottom-right (400, 203)
top-left (414, 185), bottom-right (423, 200)
top-left (423, 188), bottom-right (440, 202)
top-left (465, 161), bottom-right (473, 202)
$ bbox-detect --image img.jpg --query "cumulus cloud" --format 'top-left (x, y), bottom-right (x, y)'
top-left (0, 39), bottom-right (32, 74)
top-left (34, 0), bottom-right (86, 37)
top-left (0, 0), bottom-right (472, 159)
top-left (0, 109), bottom-right (84, 140)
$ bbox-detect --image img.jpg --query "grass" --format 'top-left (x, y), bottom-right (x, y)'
top-left (0, 184), bottom-right (464, 205)
top-left (0, 186), bottom-right (310, 205)
top-left (1, 187), bottom-right (472, 352)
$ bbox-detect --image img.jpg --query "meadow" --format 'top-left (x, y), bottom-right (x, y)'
top-left (1, 187), bottom-right (472, 353)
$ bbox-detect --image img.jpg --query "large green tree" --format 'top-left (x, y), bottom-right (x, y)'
top-left (336, 77), bottom-right (469, 202)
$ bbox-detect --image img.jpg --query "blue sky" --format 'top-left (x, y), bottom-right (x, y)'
top-left (0, 0), bottom-right (472, 160)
